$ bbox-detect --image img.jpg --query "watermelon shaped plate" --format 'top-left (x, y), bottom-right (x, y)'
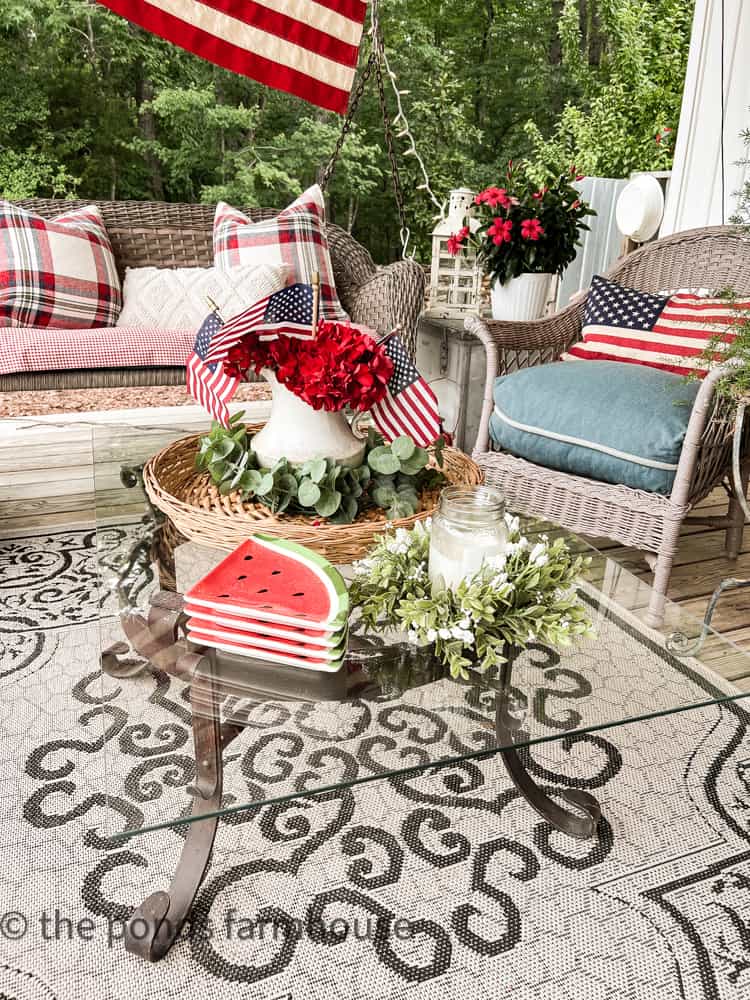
top-left (188, 630), bottom-right (345, 673)
top-left (185, 535), bottom-right (349, 630)
top-left (183, 602), bottom-right (342, 646)
top-left (187, 618), bottom-right (347, 659)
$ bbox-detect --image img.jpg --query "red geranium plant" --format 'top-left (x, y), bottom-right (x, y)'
top-left (448, 163), bottom-right (595, 286)
top-left (224, 319), bottom-right (393, 412)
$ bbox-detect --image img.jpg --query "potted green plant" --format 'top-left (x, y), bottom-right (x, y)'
top-left (448, 163), bottom-right (595, 321)
top-left (698, 125), bottom-right (750, 395)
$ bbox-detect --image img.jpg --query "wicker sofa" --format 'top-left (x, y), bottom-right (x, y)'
top-left (2, 199), bottom-right (425, 392)
top-left (467, 225), bottom-right (750, 627)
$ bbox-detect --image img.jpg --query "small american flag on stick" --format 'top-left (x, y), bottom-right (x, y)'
top-left (203, 290), bottom-right (275, 364)
top-left (371, 334), bottom-right (442, 447)
top-left (256, 282), bottom-right (316, 342)
top-left (188, 280), bottom-right (320, 424)
top-left (187, 310), bottom-right (240, 428)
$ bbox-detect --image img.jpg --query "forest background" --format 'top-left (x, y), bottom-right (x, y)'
top-left (0, 0), bottom-right (693, 260)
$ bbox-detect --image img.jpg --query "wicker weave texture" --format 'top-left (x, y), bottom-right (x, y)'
top-left (480, 452), bottom-right (685, 552)
top-left (467, 225), bottom-right (750, 626)
top-left (144, 432), bottom-right (482, 562)
top-left (4, 198), bottom-right (425, 392)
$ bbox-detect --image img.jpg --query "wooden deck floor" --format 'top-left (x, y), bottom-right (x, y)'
top-left (590, 486), bottom-right (750, 691)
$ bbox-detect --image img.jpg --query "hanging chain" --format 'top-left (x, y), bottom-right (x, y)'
top-left (319, 48), bottom-right (376, 192)
top-left (321, 0), bottom-right (445, 259)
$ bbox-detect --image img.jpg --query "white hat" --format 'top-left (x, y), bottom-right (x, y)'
top-left (616, 174), bottom-right (665, 243)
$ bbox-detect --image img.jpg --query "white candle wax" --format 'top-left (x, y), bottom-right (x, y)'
top-left (428, 524), bottom-right (507, 591)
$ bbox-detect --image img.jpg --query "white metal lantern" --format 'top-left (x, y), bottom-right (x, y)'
top-left (426, 188), bottom-right (487, 319)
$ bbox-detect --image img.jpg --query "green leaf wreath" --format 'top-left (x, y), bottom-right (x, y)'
top-left (195, 414), bottom-right (445, 524)
top-left (349, 516), bottom-right (594, 680)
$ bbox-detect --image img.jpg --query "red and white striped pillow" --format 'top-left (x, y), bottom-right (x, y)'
top-left (0, 202), bottom-right (121, 329)
top-left (212, 184), bottom-right (348, 322)
top-left (564, 274), bottom-right (747, 377)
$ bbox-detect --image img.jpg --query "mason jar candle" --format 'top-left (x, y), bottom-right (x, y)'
top-left (428, 486), bottom-right (508, 591)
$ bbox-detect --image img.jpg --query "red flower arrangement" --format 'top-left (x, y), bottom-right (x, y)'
top-left (224, 320), bottom-right (393, 413)
top-left (446, 163), bottom-right (595, 286)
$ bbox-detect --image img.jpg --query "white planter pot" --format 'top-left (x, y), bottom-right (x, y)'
top-left (251, 371), bottom-right (366, 469)
top-left (490, 272), bottom-right (553, 321)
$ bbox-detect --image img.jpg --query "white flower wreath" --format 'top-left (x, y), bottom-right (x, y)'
top-left (349, 516), bottom-right (594, 680)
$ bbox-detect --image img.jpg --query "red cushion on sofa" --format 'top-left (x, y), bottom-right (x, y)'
top-left (0, 202), bottom-right (121, 329)
top-left (0, 326), bottom-right (194, 375)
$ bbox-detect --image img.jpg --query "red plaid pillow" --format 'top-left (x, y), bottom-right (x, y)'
top-left (213, 185), bottom-right (348, 321)
top-left (0, 202), bottom-right (121, 329)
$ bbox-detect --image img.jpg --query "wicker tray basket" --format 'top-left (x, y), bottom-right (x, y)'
top-left (143, 429), bottom-right (483, 563)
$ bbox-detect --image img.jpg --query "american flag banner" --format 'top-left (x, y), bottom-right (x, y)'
top-left (370, 335), bottom-right (442, 448)
top-left (97, 0), bottom-right (367, 114)
top-left (187, 311), bottom-right (240, 427)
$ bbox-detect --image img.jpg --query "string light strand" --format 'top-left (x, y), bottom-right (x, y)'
top-left (369, 1), bottom-right (447, 258)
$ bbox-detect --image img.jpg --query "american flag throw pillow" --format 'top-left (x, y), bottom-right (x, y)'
top-left (563, 274), bottom-right (747, 377)
top-left (0, 202), bottom-right (121, 329)
top-left (212, 185), bottom-right (348, 323)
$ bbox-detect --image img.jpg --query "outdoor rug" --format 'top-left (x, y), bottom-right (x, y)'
top-left (2, 526), bottom-right (750, 1000)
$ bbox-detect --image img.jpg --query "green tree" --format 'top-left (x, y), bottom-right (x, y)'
top-left (0, 0), bottom-right (694, 259)
top-left (525, 0), bottom-right (692, 177)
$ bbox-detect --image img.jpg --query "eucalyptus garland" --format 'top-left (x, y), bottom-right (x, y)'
top-left (349, 516), bottom-right (594, 680)
top-left (195, 413), bottom-right (445, 524)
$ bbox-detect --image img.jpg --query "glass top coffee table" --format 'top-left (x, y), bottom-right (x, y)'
top-left (76, 422), bottom-right (750, 960)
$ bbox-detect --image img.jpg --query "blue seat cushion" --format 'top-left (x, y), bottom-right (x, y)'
top-left (489, 360), bottom-right (700, 495)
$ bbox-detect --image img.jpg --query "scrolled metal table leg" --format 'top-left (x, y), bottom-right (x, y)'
top-left (496, 660), bottom-right (601, 840)
top-left (125, 649), bottom-right (231, 962)
top-left (101, 596), bottom-right (242, 963)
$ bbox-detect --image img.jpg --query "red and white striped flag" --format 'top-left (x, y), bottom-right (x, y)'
top-left (371, 335), bottom-right (442, 448)
top-left (187, 311), bottom-right (241, 427)
top-left (564, 276), bottom-right (749, 376)
top-left (203, 289), bottom-right (279, 364)
top-left (188, 282), bottom-right (316, 424)
top-left (97, 0), bottom-right (368, 114)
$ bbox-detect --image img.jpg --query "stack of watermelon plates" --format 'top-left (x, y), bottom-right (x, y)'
top-left (183, 534), bottom-right (349, 673)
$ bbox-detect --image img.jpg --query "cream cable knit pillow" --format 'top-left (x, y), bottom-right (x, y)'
top-left (116, 264), bottom-right (290, 328)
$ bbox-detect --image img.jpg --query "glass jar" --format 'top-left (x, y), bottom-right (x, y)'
top-left (428, 485), bottom-right (508, 592)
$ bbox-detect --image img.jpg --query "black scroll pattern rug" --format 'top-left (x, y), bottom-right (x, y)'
top-left (1, 526), bottom-right (750, 1000)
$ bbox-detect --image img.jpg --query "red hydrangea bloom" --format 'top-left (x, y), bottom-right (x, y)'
top-left (224, 338), bottom-right (270, 380)
top-left (487, 217), bottom-right (513, 245)
top-left (475, 186), bottom-right (511, 210)
top-left (520, 218), bottom-right (545, 241)
top-left (227, 320), bottom-right (393, 412)
top-left (447, 225), bottom-right (470, 256)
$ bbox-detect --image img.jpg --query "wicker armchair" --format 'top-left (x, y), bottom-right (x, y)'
top-left (467, 225), bottom-right (750, 626)
top-left (3, 199), bottom-right (425, 391)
